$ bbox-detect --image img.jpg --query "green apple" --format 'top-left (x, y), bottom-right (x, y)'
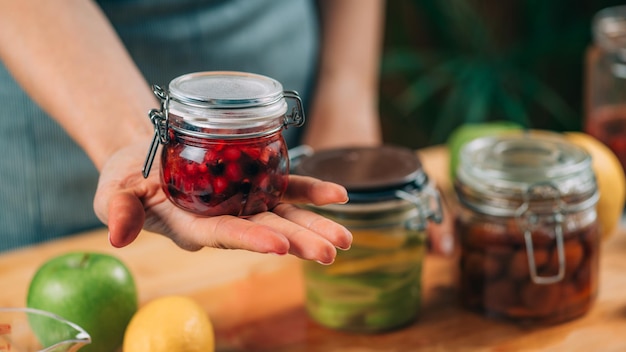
top-left (27, 252), bottom-right (138, 352)
top-left (447, 121), bottom-right (523, 181)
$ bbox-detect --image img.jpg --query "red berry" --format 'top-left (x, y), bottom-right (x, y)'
top-left (213, 177), bottom-right (229, 194)
top-left (161, 131), bottom-right (288, 216)
top-left (257, 173), bottom-right (270, 191)
top-left (225, 162), bottom-right (242, 181)
top-left (242, 146), bottom-right (262, 159)
top-left (185, 163), bottom-right (196, 175)
top-left (259, 147), bottom-right (273, 164)
top-left (203, 149), bottom-right (218, 163)
top-left (222, 147), bottom-right (241, 161)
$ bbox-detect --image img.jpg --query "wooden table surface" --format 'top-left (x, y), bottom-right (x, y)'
top-left (1, 147), bottom-right (626, 352)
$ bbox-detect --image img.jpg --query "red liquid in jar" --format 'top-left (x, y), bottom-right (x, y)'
top-left (160, 130), bottom-right (289, 216)
top-left (585, 105), bottom-right (626, 175)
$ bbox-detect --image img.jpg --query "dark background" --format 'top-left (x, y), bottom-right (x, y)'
top-left (379, 0), bottom-right (625, 149)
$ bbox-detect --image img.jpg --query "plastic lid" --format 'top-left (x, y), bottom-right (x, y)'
top-left (164, 71), bottom-right (289, 137)
top-left (169, 71), bottom-right (284, 108)
top-left (295, 145), bottom-right (428, 202)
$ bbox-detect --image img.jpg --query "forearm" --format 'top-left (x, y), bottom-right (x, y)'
top-left (304, 0), bottom-right (385, 149)
top-left (0, 0), bottom-right (155, 170)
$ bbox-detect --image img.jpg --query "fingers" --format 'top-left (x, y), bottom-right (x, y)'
top-left (103, 190), bottom-right (352, 263)
top-left (175, 204), bottom-right (351, 264)
top-left (284, 175), bottom-right (348, 205)
top-left (271, 203), bottom-right (352, 251)
top-left (254, 204), bottom-right (353, 264)
top-left (177, 214), bottom-right (291, 255)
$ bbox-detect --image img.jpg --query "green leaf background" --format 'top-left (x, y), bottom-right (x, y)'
top-left (379, 0), bottom-right (624, 148)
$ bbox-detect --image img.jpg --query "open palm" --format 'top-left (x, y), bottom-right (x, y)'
top-left (93, 140), bottom-right (352, 264)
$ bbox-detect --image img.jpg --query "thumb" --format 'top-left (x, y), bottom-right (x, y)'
top-left (106, 192), bottom-right (146, 248)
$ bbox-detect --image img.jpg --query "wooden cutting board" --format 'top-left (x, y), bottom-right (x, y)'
top-left (2, 227), bottom-right (626, 351)
top-left (1, 146), bottom-right (625, 351)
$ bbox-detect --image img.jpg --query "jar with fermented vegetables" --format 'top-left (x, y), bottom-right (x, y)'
top-left (295, 146), bottom-right (443, 332)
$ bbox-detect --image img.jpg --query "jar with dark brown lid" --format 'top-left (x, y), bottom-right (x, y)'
top-left (295, 145), bottom-right (442, 332)
top-left (142, 71), bottom-right (304, 216)
top-left (454, 132), bottom-right (600, 325)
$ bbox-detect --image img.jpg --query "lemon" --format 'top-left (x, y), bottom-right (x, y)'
top-left (564, 131), bottom-right (626, 239)
top-left (123, 295), bottom-right (215, 352)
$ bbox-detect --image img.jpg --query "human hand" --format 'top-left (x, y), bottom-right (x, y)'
top-left (93, 140), bottom-right (353, 264)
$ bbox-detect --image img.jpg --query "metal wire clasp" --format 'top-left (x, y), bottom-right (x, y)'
top-left (283, 91), bottom-right (305, 128)
top-left (395, 187), bottom-right (443, 231)
top-left (142, 84), bottom-right (170, 178)
top-left (515, 182), bottom-right (566, 285)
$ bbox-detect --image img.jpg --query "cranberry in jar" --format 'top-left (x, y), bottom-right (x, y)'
top-left (454, 133), bottom-right (600, 325)
top-left (142, 71), bottom-right (304, 216)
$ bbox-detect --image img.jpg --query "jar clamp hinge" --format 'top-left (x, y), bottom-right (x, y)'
top-left (142, 84), bottom-right (170, 178)
top-left (283, 90), bottom-right (306, 128)
top-left (515, 182), bottom-right (566, 285)
top-left (395, 188), bottom-right (443, 231)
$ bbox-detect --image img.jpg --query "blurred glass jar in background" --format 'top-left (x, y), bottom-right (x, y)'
top-left (585, 5), bottom-right (626, 176)
top-left (295, 146), bottom-right (442, 333)
top-left (455, 133), bottom-right (600, 325)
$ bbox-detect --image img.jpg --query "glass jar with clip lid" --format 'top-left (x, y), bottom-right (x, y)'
top-left (295, 145), bottom-right (443, 332)
top-left (454, 132), bottom-right (600, 325)
top-left (142, 71), bottom-right (305, 217)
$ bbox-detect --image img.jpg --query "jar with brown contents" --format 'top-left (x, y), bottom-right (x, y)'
top-left (454, 133), bottom-right (600, 325)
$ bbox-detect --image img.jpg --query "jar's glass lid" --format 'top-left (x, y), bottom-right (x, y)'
top-left (457, 132), bottom-right (595, 198)
top-left (168, 71), bottom-right (284, 108)
top-left (163, 71), bottom-right (289, 136)
top-left (295, 145), bottom-right (428, 202)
